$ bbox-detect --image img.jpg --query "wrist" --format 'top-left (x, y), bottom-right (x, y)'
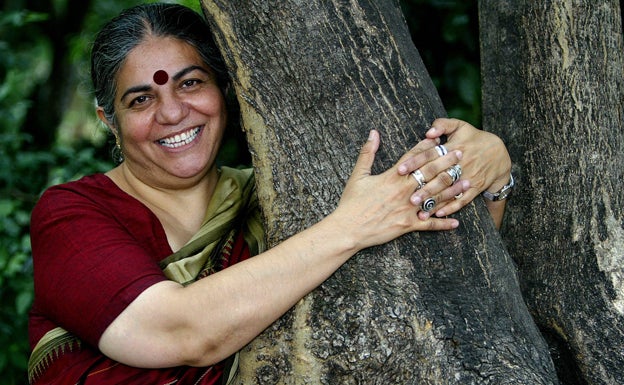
top-left (318, 211), bottom-right (361, 256)
top-left (482, 173), bottom-right (514, 201)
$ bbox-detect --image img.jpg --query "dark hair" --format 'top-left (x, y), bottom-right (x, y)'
top-left (90, 3), bottom-right (229, 126)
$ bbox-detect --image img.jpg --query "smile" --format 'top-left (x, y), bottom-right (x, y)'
top-left (158, 127), bottom-right (201, 148)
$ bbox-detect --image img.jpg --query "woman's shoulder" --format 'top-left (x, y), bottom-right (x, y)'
top-left (31, 173), bottom-right (169, 256)
top-left (33, 173), bottom-right (142, 222)
top-left (40, 173), bottom-right (115, 196)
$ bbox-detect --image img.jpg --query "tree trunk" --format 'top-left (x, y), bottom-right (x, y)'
top-left (479, 1), bottom-right (624, 384)
top-left (201, 1), bottom-right (558, 383)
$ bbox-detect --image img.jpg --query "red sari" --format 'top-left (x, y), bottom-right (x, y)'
top-left (28, 168), bottom-right (263, 384)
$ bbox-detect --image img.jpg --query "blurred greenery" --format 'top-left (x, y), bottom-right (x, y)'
top-left (401, 0), bottom-right (481, 125)
top-left (0, 0), bottom-right (478, 383)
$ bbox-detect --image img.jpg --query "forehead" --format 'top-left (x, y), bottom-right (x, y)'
top-left (118, 36), bottom-right (205, 84)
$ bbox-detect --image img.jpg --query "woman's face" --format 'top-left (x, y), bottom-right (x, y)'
top-left (103, 36), bottom-right (227, 188)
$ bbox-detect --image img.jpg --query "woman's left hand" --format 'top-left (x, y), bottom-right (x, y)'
top-left (397, 118), bottom-right (512, 227)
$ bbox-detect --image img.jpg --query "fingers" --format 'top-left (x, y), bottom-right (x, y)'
top-left (396, 138), bottom-right (440, 175)
top-left (417, 179), bottom-right (470, 220)
top-left (432, 185), bottom-right (479, 218)
top-left (336, 130), bottom-right (462, 250)
top-left (413, 216), bottom-right (460, 231)
top-left (392, 117), bottom-right (512, 228)
top-left (426, 118), bottom-right (471, 140)
top-left (407, 150), bottom-right (463, 205)
top-left (394, 134), bottom-right (466, 217)
top-left (399, 145), bottom-right (461, 182)
top-left (350, 130), bottom-right (379, 180)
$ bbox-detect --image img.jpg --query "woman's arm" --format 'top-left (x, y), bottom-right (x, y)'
top-left (98, 130), bottom-right (468, 368)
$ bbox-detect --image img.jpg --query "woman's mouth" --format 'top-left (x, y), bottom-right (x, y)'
top-left (157, 127), bottom-right (201, 148)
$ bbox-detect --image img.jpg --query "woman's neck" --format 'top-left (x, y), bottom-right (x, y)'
top-left (106, 163), bottom-right (219, 251)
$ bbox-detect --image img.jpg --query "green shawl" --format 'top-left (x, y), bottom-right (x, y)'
top-left (159, 167), bottom-right (265, 283)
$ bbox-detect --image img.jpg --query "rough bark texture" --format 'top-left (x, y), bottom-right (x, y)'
top-left (201, 1), bottom-right (558, 383)
top-left (479, 1), bottom-right (624, 384)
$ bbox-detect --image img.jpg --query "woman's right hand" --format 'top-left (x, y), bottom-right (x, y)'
top-left (332, 130), bottom-right (467, 251)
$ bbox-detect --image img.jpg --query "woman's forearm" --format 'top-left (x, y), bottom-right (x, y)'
top-left (98, 212), bottom-right (358, 368)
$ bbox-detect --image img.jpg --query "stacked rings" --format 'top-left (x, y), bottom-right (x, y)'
top-left (435, 145), bottom-right (448, 157)
top-left (411, 169), bottom-right (426, 189)
top-left (446, 164), bottom-right (462, 184)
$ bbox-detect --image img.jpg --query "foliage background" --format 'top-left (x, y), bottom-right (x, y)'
top-left (0, 0), bottom-right (480, 383)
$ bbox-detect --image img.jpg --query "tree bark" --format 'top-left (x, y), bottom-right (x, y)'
top-left (202, 1), bottom-right (558, 383)
top-left (479, 1), bottom-right (624, 384)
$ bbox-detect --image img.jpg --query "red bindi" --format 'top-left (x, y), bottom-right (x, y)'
top-left (153, 70), bottom-right (169, 85)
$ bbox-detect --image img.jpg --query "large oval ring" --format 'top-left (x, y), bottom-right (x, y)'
top-left (435, 145), bottom-right (448, 157)
top-left (446, 164), bottom-right (462, 184)
top-left (411, 169), bottom-right (426, 190)
top-left (421, 197), bottom-right (436, 212)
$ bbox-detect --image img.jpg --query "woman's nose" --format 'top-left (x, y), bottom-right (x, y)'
top-left (155, 93), bottom-right (188, 124)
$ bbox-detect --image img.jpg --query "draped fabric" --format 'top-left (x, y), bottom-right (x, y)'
top-left (28, 167), bottom-right (265, 385)
top-left (159, 167), bottom-right (265, 284)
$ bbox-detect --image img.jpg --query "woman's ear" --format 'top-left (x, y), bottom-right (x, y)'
top-left (96, 107), bottom-right (118, 138)
top-left (97, 106), bottom-right (125, 163)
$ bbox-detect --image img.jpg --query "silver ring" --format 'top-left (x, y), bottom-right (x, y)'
top-left (455, 192), bottom-right (464, 199)
top-left (435, 145), bottom-right (448, 157)
top-left (446, 164), bottom-right (462, 184)
top-left (421, 197), bottom-right (436, 212)
top-left (411, 169), bottom-right (426, 190)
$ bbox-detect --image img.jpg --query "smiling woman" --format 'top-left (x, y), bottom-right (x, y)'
top-left (102, 36), bottom-right (227, 192)
top-left (26, 3), bottom-right (510, 385)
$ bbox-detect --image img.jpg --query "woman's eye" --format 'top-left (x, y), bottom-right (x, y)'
top-left (129, 95), bottom-right (149, 107)
top-left (182, 79), bottom-right (201, 88)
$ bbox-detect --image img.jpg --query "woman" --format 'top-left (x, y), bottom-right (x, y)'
top-left (28, 3), bottom-right (512, 384)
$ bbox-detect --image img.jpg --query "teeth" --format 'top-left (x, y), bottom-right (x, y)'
top-left (158, 127), bottom-right (201, 148)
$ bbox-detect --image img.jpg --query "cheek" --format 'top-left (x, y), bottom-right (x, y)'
top-left (118, 118), bottom-right (152, 144)
top-left (200, 87), bottom-right (227, 116)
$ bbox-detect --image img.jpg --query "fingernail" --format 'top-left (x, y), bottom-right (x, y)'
top-left (427, 126), bottom-right (437, 135)
top-left (455, 150), bottom-right (463, 160)
top-left (368, 130), bottom-right (375, 141)
top-left (411, 194), bottom-right (422, 205)
top-left (398, 164), bottom-right (407, 174)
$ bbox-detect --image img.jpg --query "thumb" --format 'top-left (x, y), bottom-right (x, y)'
top-left (351, 130), bottom-right (380, 178)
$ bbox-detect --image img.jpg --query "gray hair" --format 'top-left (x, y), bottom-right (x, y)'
top-left (91, 3), bottom-right (229, 127)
